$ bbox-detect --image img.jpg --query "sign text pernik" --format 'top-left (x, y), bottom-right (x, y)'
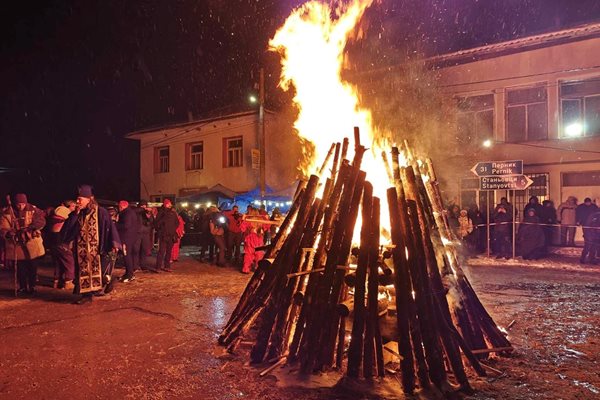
top-left (470, 160), bottom-right (523, 177)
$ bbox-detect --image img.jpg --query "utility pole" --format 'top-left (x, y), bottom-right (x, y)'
top-left (259, 67), bottom-right (266, 199)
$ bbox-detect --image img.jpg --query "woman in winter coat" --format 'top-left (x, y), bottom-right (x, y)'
top-left (557, 196), bottom-right (577, 246)
top-left (517, 209), bottom-right (546, 260)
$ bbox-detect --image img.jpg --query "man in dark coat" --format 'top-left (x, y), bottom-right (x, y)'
top-left (0, 193), bottom-right (46, 295)
top-left (493, 205), bottom-right (512, 259)
top-left (518, 209), bottom-right (546, 260)
top-left (154, 199), bottom-right (179, 272)
top-left (581, 210), bottom-right (600, 264)
top-left (117, 200), bottom-right (141, 282)
top-left (61, 185), bottom-right (121, 303)
top-left (523, 196), bottom-right (543, 220)
top-left (135, 200), bottom-right (154, 271)
top-left (539, 200), bottom-right (557, 251)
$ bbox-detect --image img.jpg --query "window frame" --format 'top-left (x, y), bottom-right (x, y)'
top-left (186, 141), bottom-right (204, 171)
top-left (154, 146), bottom-right (170, 174)
top-left (223, 136), bottom-right (243, 168)
top-left (505, 84), bottom-right (548, 143)
top-left (560, 78), bottom-right (600, 138)
top-left (455, 93), bottom-right (495, 144)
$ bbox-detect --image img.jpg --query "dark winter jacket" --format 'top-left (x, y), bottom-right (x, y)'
top-left (576, 203), bottom-right (599, 226)
top-left (493, 212), bottom-right (512, 236)
top-left (585, 211), bottom-right (600, 244)
top-left (154, 207), bottom-right (179, 242)
top-left (517, 215), bottom-right (545, 257)
top-left (61, 204), bottom-right (121, 254)
top-left (117, 206), bottom-right (141, 244)
top-left (539, 204), bottom-right (557, 226)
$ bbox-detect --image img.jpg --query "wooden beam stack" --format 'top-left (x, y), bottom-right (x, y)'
top-left (219, 135), bottom-right (511, 398)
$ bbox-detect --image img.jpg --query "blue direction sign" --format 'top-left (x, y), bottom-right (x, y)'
top-left (471, 160), bottom-right (523, 177)
top-left (479, 175), bottom-right (533, 191)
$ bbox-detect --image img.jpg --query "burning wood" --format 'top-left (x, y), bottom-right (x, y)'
top-left (219, 136), bottom-right (511, 398)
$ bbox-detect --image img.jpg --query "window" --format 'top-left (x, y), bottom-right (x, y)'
top-left (224, 136), bottom-right (243, 168)
top-left (456, 94), bottom-right (494, 144)
top-left (186, 142), bottom-right (204, 170)
top-left (506, 86), bottom-right (548, 142)
top-left (154, 146), bottom-right (169, 173)
top-left (562, 171), bottom-right (600, 187)
top-left (560, 78), bottom-right (600, 137)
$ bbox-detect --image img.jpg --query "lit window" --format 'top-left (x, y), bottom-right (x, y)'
top-left (154, 146), bottom-right (169, 173)
top-left (186, 142), bottom-right (204, 170)
top-left (560, 78), bottom-right (600, 138)
top-left (506, 85), bottom-right (548, 142)
top-left (224, 136), bottom-right (243, 168)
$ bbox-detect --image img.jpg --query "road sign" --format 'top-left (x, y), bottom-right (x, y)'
top-left (479, 175), bottom-right (533, 191)
top-left (471, 160), bottom-right (523, 177)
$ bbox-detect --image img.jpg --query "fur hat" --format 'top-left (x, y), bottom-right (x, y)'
top-left (78, 185), bottom-right (94, 198)
top-left (54, 205), bottom-right (71, 220)
top-left (13, 193), bottom-right (27, 204)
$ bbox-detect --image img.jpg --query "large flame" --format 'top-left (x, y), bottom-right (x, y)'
top-left (271, 0), bottom-right (394, 240)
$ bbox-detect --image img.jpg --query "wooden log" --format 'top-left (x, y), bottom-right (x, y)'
top-left (471, 346), bottom-right (513, 355)
top-left (317, 143), bottom-right (336, 177)
top-left (266, 185), bottom-right (306, 259)
top-left (341, 137), bottom-right (349, 161)
top-left (320, 169), bottom-right (366, 368)
top-left (267, 199), bottom-right (323, 360)
top-left (250, 175), bottom-right (320, 363)
top-left (405, 199), bottom-right (447, 388)
top-left (344, 271), bottom-right (394, 287)
top-left (387, 187), bottom-right (416, 393)
top-left (337, 296), bottom-right (389, 318)
top-left (346, 181), bottom-right (373, 378)
top-left (298, 164), bottom-right (351, 372)
top-left (370, 198), bottom-right (385, 378)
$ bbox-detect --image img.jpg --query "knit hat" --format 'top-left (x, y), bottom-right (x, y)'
top-left (163, 199), bottom-right (172, 207)
top-left (13, 193), bottom-right (27, 204)
top-left (78, 185), bottom-right (94, 198)
top-left (54, 205), bottom-right (71, 220)
top-left (118, 200), bottom-right (129, 209)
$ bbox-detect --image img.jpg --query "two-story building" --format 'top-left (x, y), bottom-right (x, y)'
top-left (126, 108), bottom-right (299, 204)
top-left (431, 22), bottom-right (600, 219)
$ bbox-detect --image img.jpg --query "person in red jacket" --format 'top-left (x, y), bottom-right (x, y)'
top-left (223, 205), bottom-right (243, 264)
top-left (240, 217), bottom-right (264, 274)
top-left (171, 213), bottom-right (185, 263)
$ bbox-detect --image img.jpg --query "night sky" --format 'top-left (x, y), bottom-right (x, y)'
top-left (1, 0), bottom-right (599, 206)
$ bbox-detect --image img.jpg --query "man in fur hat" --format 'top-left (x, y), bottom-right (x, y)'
top-left (0, 193), bottom-right (46, 295)
top-left (61, 185), bottom-right (121, 303)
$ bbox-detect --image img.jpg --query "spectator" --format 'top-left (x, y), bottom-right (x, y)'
top-left (0, 193), bottom-right (46, 295)
top-left (457, 209), bottom-right (474, 254)
top-left (223, 205), bottom-right (243, 264)
top-left (467, 203), bottom-right (485, 253)
top-left (557, 196), bottom-right (577, 246)
top-left (447, 205), bottom-right (460, 240)
top-left (518, 209), bottom-right (545, 260)
top-left (135, 200), bottom-right (155, 271)
top-left (208, 206), bottom-right (227, 267)
top-left (49, 205), bottom-right (75, 290)
top-left (539, 200), bottom-right (557, 250)
top-left (171, 213), bottom-right (185, 263)
top-left (154, 199), bottom-right (179, 273)
top-left (240, 216), bottom-right (264, 274)
top-left (269, 207), bottom-right (284, 244)
top-left (523, 196), bottom-right (543, 219)
top-left (581, 210), bottom-right (600, 264)
top-left (493, 205), bottom-right (512, 259)
top-left (576, 197), bottom-right (598, 229)
top-left (117, 200), bottom-right (142, 282)
top-left (495, 197), bottom-right (514, 220)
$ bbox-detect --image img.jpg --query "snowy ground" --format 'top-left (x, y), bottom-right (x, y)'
top-left (0, 246), bottom-right (598, 399)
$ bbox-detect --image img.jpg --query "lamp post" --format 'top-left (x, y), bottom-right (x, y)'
top-left (259, 68), bottom-right (266, 199)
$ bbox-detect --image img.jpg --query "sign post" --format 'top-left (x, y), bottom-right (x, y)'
top-left (472, 160), bottom-right (531, 259)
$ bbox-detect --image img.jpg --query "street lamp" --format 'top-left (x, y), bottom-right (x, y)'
top-left (248, 94), bottom-right (258, 104)
top-left (564, 122), bottom-right (583, 137)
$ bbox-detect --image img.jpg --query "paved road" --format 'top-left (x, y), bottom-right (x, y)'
top-left (0, 249), bottom-right (598, 399)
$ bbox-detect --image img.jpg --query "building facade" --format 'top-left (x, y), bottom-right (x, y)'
top-left (432, 23), bottom-right (600, 223)
top-left (126, 110), bottom-right (299, 203)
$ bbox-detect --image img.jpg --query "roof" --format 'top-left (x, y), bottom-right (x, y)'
top-left (427, 22), bottom-right (600, 68)
top-left (125, 106), bottom-right (275, 139)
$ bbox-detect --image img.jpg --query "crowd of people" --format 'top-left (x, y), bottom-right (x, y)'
top-left (0, 185), bottom-right (284, 303)
top-left (447, 195), bottom-right (600, 264)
